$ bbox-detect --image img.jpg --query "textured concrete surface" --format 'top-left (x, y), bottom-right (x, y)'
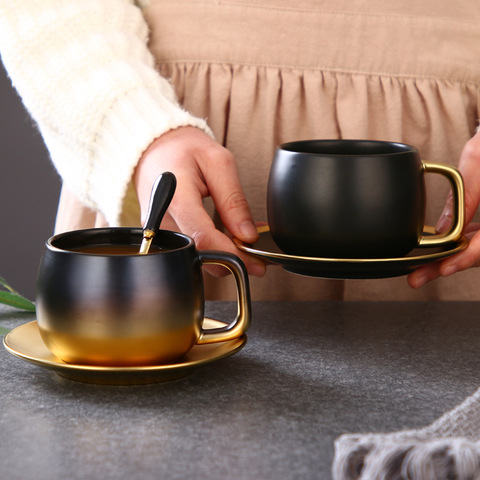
top-left (0, 301), bottom-right (479, 480)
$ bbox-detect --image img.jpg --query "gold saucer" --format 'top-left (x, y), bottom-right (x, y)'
top-left (3, 319), bottom-right (246, 385)
top-left (234, 225), bottom-right (468, 279)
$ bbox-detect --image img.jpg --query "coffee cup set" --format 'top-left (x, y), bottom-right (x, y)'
top-left (4, 141), bottom-right (467, 384)
top-left (235, 139), bottom-right (466, 278)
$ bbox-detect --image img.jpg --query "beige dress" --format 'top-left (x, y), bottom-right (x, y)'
top-left (58, 0), bottom-right (480, 300)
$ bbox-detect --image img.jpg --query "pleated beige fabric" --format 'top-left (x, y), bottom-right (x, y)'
top-left (58, 0), bottom-right (480, 300)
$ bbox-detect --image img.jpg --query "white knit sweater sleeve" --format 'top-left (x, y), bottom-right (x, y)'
top-left (0, 0), bottom-right (213, 226)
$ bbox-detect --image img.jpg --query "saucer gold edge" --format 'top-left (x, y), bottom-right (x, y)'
top-left (234, 225), bottom-right (468, 263)
top-left (3, 319), bottom-right (247, 385)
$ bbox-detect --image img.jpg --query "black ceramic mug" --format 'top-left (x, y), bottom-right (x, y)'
top-left (267, 139), bottom-right (465, 258)
top-left (36, 228), bottom-right (251, 366)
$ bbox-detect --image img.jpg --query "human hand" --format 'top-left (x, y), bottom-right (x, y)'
top-left (133, 126), bottom-right (266, 277)
top-left (408, 130), bottom-right (480, 288)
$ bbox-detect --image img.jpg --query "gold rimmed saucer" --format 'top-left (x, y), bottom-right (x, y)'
top-left (3, 319), bottom-right (246, 385)
top-left (234, 225), bottom-right (468, 279)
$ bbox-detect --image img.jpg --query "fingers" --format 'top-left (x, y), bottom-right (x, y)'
top-left (410, 131), bottom-right (480, 288)
top-left (407, 263), bottom-right (441, 289)
top-left (196, 144), bottom-right (259, 244)
top-left (437, 131), bottom-right (480, 231)
top-left (133, 126), bottom-right (266, 277)
top-left (168, 180), bottom-right (266, 277)
top-left (159, 211), bottom-right (179, 232)
top-left (408, 225), bottom-right (480, 288)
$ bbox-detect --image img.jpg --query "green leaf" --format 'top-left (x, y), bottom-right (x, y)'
top-left (0, 276), bottom-right (17, 294)
top-left (0, 291), bottom-right (35, 312)
top-left (0, 276), bottom-right (35, 311)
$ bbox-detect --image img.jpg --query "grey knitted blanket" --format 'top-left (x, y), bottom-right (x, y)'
top-left (333, 386), bottom-right (480, 479)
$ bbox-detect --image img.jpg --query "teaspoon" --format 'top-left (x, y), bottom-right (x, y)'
top-left (139, 172), bottom-right (177, 254)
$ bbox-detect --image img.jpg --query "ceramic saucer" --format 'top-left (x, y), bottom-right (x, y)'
top-left (233, 225), bottom-right (468, 279)
top-left (3, 319), bottom-right (246, 385)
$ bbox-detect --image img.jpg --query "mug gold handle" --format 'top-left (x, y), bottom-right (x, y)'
top-left (419, 162), bottom-right (465, 247)
top-left (196, 251), bottom-right (251, 344)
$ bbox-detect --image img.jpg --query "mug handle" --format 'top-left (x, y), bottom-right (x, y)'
top-left (195, 251), bottom-right (251, 344)
top-left (419, 162), bottom-right (465, 247)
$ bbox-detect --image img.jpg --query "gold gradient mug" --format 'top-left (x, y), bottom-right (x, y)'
top-left (36, 228), bottom-right (251, 366)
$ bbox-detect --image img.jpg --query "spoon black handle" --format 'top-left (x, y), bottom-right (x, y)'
top-left (144, 172), bottom-right (177, 233)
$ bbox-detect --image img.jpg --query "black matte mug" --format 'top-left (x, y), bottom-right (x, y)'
top-left (36, 228), bottom-right (251, 366)
top-left (267, 140), bottom-right (465, 258)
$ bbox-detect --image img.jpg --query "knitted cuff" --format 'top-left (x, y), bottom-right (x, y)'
top-left (56, 86), bottom-right (213, 227)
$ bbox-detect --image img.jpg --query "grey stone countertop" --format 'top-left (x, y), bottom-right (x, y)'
top-left (1, 301), bottom-right (480, 480)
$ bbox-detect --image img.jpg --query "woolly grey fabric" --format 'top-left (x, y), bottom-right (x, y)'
top-left (333, 387), bottom-right (480, 479)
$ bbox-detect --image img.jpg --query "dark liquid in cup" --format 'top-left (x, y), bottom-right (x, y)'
top-left (72, 244), bottom-right (167, 255)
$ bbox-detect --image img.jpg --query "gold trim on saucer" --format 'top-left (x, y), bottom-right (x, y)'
top-left (3, 319), bottom-right (246, 385)
top-left (234, 225), bottom-right (468, 279)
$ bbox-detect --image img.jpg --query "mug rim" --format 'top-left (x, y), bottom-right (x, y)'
top-left (46, 227), bottom-right (194, 256)
top-left (278, 139), bottom-right (418, 156)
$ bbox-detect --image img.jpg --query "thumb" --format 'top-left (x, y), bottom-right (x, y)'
top-left (436, 191), bottom-right (455, 233)
top-left (436, 131), bottom-right (480, 233)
